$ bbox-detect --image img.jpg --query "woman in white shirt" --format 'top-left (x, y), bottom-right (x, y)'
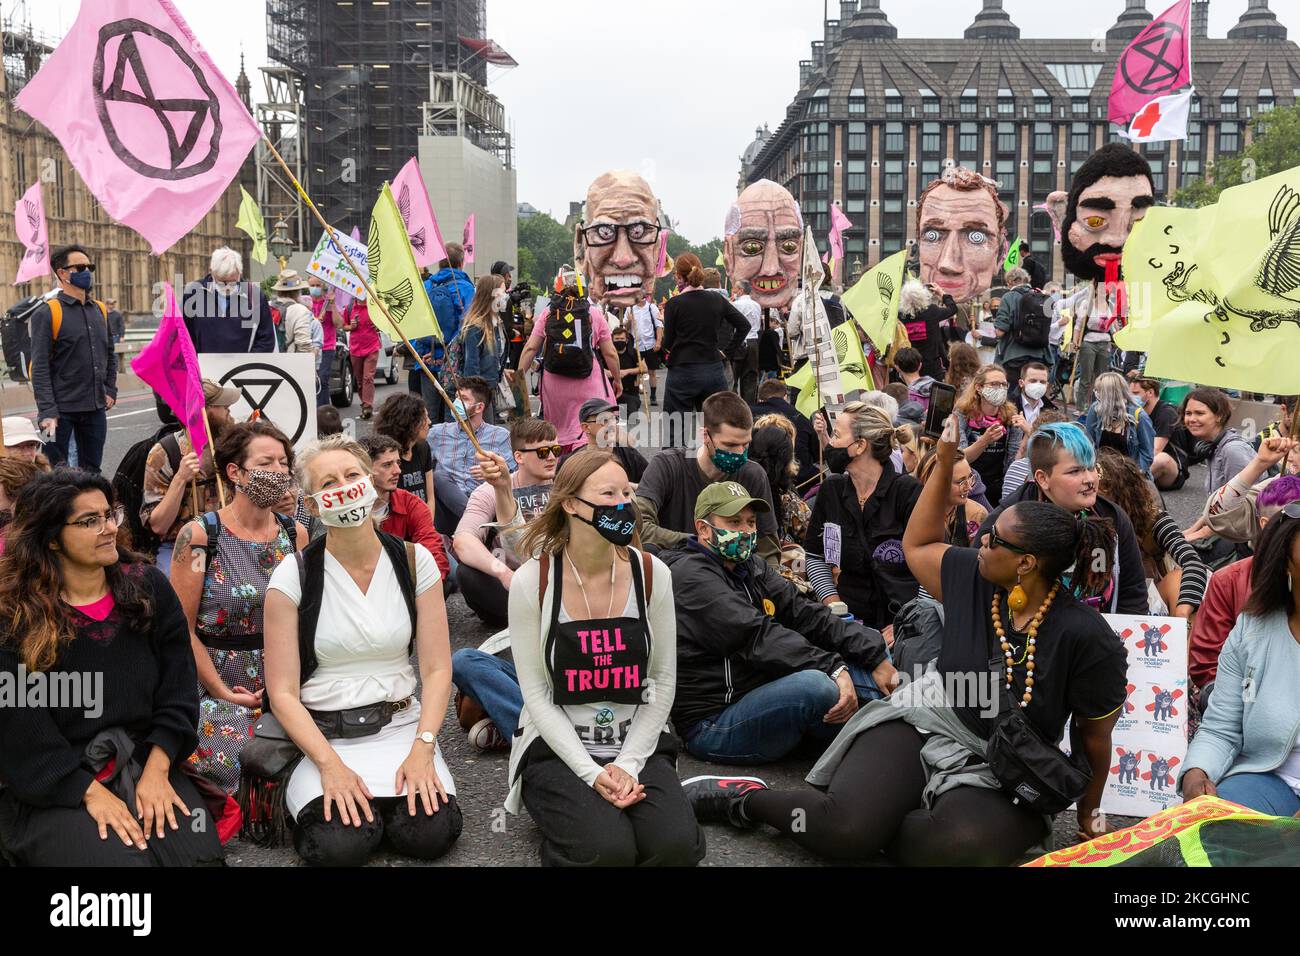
top-left (507, 449), bottom-right (703, 866)
top-left (263, 435), bottom-right (460, 866)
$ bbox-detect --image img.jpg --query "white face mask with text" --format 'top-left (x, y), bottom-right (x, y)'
top-left (312, 476), bottom-right (378, 528)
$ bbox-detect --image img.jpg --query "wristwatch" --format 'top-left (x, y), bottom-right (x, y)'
top-left (416, 731), bottom-right (435, 745)
top-left (829, 665), bottom-right (848, 682)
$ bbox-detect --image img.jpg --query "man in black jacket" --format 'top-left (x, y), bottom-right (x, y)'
top-left (976, 421), bottom-right (1148, 614)
top-left (181, 246), bottom-right (276, 354)
top-left (750, 378), bottom-right (819, 488)
top-left (661, 481), bottom-right (899, 765)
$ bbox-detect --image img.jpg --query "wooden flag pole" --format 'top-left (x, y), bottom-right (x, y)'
top-left (189, 478), bottom-right (202, 519)
top-left (202, 408), bottom-right (228, 508)
top-left (260, 135), bottom-right (484, 456)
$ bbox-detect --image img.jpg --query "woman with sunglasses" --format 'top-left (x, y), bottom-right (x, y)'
top-left (1181, 503), bottom-right (1300, 816)
top-left (0, 471), bottom-right (223, 866)
top-left (506, 449), bottom-right (703, 866)
top-left (692, 417), bottom-right (1126, 865)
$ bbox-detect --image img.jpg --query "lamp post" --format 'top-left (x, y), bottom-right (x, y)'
top-left (850, 256), bottom-right (864, 284)
top-left (270, 216), bottom-right (292, 272)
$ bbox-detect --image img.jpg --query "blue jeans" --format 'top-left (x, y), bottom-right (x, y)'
top-left (316, 347), bottom-right (334, 406)
top-left (156, 542), bottom-right (175, 576)
top-left (452, 649), bottom-right (521, 739)
top-left (683, 664), bottom-right (882, 765)
top-left (54, 408), bottom-right (107, 474)
top-left (432, 467), bottom-right (468, 537)
top-left (1216, 772), bottom-right (1300, 817)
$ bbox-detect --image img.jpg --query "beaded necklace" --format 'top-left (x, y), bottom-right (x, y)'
top-left (990, 581), bottom-right (1060, 709)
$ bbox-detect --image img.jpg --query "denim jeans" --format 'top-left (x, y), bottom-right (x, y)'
top-left (316, 347), bottom-right (335, 407)
top-left (432, 466), bottom-right (468, 537)
top-left (662, 362), bottom-right (728, 447)
top-left (54, 408), bottom-right (107, 474)
top-left (683, 664), bottom-right (882, 765)
top-left (451, 649), bottom-right (521, 739)
top-left (1216, 772), bottom-right (1300, 817)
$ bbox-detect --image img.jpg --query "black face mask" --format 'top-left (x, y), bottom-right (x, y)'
top-left (575, 498), bottom-right (635, 546)
top-left (825, 443), bottom-right (857, 475)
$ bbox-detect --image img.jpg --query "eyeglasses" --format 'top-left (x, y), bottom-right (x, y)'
top-left (580, 221), bottom-right (661, 247)
top-left (1280, 501), bottom-right (1300, 520)
top-left (981, 525), bottom-right (1029, 554)
top-left (952, 474), bottom-right (975, 489)
top-left (520, 444), bottom-right (563, 460)
top-left (66, 506), bottom-right (125, 533)
top-left (62, 263), bottom-right (96, 274)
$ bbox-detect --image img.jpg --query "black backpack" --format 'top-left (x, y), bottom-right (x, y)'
top-left (112, 424), bottom-right (184, 556)
top-left (1011, 290), bottom-right (1051, 349)
top-left (543, 294), bottom-right (595, 377)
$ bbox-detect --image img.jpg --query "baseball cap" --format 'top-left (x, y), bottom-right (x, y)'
top-left (2, 416), bottom-right (43, 447)
top-left (203, 379), bottom-right (241, 407)
top-left (694, 481), bottom-right (772, 521)
top-left (491, 260), bottom-right (513, 276)
top-left (579, 397), bottom-right (618, 422)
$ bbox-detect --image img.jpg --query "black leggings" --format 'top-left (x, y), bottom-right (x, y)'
top-left (742, 720), bottom-right (1045, 865)
top-left (292, 795), bottom-right (463, 867)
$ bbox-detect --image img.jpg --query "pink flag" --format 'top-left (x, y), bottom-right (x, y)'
top-left (333, 226), bottom-right (362, 311)
top-left (132, 283), bottom-right (209, 460)
top-left (656, 229), bottom-right (671, 277)
top-left (392, 157), bottom-right (447, 267)
top-left (13, 181), bottom-right (50, 285)
top-left (14, 0), bottom-right (261, 255)
top-left (1108, 0), bottom-right (1192, 127)
top-left (1032, 202), bottom-right (1061, 243)
top-left (462, 214), bottom-right (477, 264)
top-left (828, 204), bottom-right (853, 264)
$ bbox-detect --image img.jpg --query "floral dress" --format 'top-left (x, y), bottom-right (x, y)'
top-left (189, 522), bottom-right (294, 793)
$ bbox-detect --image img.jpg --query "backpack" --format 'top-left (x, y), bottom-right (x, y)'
top-left (112, 425), bottom-right (184, 556)
top-left (48, 298), bottom-right (110, 340)
top-left (428, 274), bottom-right (469, 344)
top-left (822, 295), bottom-right (848, 330)
top-left (542, 294), bottom-right (595, 377)
top-left (1011, 289), bottom-right (1051, 349)
top-left (198, 509), bottom-right (298, 570)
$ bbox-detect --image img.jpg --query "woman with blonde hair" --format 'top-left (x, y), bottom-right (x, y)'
top-left (457, 274), bottom-right (509, 415)
top-left (1084, 371), bottom-right (1155, 474)
top-left (803, 402), bottom-right (923, 630)
top-left (916, 445), bottom-right (988, 546)
top-left (954, 364), bottom-right (1025, 506)
top-left (261, 434), bottom-right (459, 866)
top-left (507, 448), bottom-right (702, 866)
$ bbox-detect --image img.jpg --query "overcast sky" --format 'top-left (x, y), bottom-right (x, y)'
top-left (23, 0), bottom-right (1255, 241)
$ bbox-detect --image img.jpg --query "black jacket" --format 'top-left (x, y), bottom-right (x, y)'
top-left (182, 275), bottom-right (276, 353)
top-left (661, 538), bottom-right (887, 730)
top-left (30, 291), bottom-right (118, 420)
top-left (978, 482), bottom-right (1149, 615)
top-left (750, 396), bottom-right (819, 488)
top-left (661, 290), bottom-right (748, 366)
top-left (903, 296), bottom-right (957, 379)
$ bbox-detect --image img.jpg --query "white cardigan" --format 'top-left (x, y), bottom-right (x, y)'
top-left (505, 548), bottom-right (677, 815)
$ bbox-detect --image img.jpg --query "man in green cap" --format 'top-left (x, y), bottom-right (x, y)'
top-left (660, 481), bottom-right (899, 771)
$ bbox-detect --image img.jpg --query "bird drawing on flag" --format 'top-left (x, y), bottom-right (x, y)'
top-left (877, 271), bottom-right (895, 328)
top-left (368, 219), bottom-right (415, 324)
top-left (832, 326), bottom-right (866, 381)
top-left (397, 183), bottom-right (427, 258)
top-left (22, 199), bottom-right (44, 263)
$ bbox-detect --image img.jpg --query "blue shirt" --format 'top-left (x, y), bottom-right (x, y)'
top-left (427, 420), bottom-right (514, 499)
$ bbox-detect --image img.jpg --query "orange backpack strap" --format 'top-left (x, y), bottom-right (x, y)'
top-left (48, 298), bottom-right (107, 341)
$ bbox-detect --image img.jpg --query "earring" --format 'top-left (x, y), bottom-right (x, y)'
top-left (1289, 573), bottom-right (1294, 594)
top-left (1008, 572), bottom-right (1029, 614)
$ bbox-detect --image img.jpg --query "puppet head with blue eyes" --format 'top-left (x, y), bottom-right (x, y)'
top-left (1046, 143), bottom-right (1155, 284)
top-left (915, 165), bottom-right (1008, 304)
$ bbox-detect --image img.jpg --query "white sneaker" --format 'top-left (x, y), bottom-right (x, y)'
top-left (467, 717), bottom-right (508, 752)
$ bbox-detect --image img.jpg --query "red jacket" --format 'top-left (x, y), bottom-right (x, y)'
top-left (1188, 556), bottom-right (1252, 688)
top-left (381, 488), bottom-right (450, 581)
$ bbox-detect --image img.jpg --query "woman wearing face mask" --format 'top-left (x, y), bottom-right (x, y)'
top-left (506, 449), bottom-right (702, 867)
top-left (261, 435), bottom-right (460, 866)
top-left (456, 276), bottom-right (508, 419)
top-left (1083, 371), bottom-right (1155, 474)
top-left (803, 403), bottom-right (923, 631)
top-left (954, 364), bottom-right (1025, 507)
top-left (170, 422), bottom-right (308, 794)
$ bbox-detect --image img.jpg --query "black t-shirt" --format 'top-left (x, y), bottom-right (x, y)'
top-left (1150, 401), bottom-right (1181, 442)
top-left (965, 422), bottom-right (1011, 506)
top-left (937, 547), bottom-right (1128, 742)
top-left (557, 443), bottom-right (649, 485)
top-left (637, 447), bottom-right (779, 539)
top-left (399, 440), bottom-right (434, 502)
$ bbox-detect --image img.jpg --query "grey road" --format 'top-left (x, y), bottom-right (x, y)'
top-left (95, 384), bottom-right (1211, 867)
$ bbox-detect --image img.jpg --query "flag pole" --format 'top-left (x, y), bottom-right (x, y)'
top-left (259, 136), bottom-right (484, 455)
top-left (202, 409), bottom-right (228, 508)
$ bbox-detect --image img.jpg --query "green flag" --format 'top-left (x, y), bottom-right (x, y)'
top-left (787, 320), bottom-right (874, 418)
top-left (368, 183), bottom-right (443, 342)
top-left (843, 249), bottom-right (907, 353)
top-left (235, 186), bottom-right (267, 265)
top-left (715, 249), bottom-right (726, 267)
top-left (1001, 236), bottom-right (1023, 274)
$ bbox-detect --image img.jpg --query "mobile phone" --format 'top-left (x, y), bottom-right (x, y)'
top-left (923, 383), bottom-right (957, 440)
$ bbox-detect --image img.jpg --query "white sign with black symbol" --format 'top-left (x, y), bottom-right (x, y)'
top-left (199, 354), bottom-right (318, 450)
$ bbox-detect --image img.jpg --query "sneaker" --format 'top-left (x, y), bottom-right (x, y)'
top-left (682, 775), bottom-right (767, 829)
top-left (467, 717), bottom-right (509, 752)
top-left (360, 404), bottom-right (373, 420)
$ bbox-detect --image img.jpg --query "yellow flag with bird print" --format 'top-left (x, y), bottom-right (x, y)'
top-left (843, 250), bottom-right (907, 353)
top-left (368, 182), bottom-right (443, 342)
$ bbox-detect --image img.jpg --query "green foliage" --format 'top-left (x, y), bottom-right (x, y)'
top-left (1171, 104), bottom-right (1300, 208)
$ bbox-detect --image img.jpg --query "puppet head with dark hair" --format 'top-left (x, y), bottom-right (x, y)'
top-left (1045, 143), bottom-right (1155, 283)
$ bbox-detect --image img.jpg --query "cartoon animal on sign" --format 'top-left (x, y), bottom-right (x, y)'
top-left (916, 165), bottom-right (1009, 303)
top-left (1112, 747), bottom-right (1143, 785)
top-left (1142, 753), bottom-right (1180, 791)
top-left (573, 170), bottom-right (666, 309)
top-left (1146, 686), bottom-right (1183, 722)
top-left (724, 179), bottom-right (804, 312)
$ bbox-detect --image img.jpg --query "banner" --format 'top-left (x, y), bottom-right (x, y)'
top-left (1001, 236), bottom-right (1023, 274)
top-left (1115, 165), bottom-right (1300, 393)
top-left (13, 180), bottom-right (50, 285)
top-left (198, 353), bottom-right (317, 450)
top-left (828, 204), bottom-right (853, 283)
top-left (369, 182), bottom-right (443, 342)
top-left (307, 226), bottom-right (368, 301)
top-left (235, 186), bottom-right (267, 264)
top-left (797, 226), bottom-right (842, 415)
top-left (130, 283), bottom-right (208, 458)
top-left (1107, 0), bottom-right (1192, 128)
top-left (462, 214), bottom-right (476, 264)
top-left (14, 0), bottom-right (261, 254)
top-left (392, 157), bottom-right (446, 268)
top-left (1120, 87), bottom-right (1193, 144)
top-left (844, 249), bottom-right (907, 353)
top-left (787, 319), bottom-right (873, 418)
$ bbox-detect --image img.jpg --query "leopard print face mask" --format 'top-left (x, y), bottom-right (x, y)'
top-left (237, 469), bottom-right (294, 509)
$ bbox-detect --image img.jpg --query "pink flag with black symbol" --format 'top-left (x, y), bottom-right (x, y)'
top-left (462, 214), bottom-right (476, 264)
top-left (392, 157), bottom-right (447, 267)
top-left (1107, 0), bottom-right (1192, 127)
top-left (14, 0), bottom-right (262, 255)
top-left (131, 283), bottom-right (209, 460)
top-left (13, 181), bottom-right (50, 285)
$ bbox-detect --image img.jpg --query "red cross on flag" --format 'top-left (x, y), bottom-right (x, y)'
top-left (1120, 87), bottom-right (1194, 144)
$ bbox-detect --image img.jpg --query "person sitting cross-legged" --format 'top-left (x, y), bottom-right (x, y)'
top-left (661, 482), bottom-right (896, 765)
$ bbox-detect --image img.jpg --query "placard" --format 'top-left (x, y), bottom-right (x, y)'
top-left (199, 353), bottom-right (318, 451)
top-left (307, 227), bottom-right (368, 301)
top-left (1228, 398), bottom-right (1283, 443)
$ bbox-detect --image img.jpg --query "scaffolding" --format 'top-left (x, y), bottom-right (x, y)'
top-left (256, 66), bottom-right (310, 251)
top-left (421, 71), bottom-right (513, 170)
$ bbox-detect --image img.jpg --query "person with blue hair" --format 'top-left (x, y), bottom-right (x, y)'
top-left (977, 421), bottom-right (1150, 614)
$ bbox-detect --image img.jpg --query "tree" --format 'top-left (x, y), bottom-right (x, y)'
top-left (515, 212), bottom-right (573, 289)
top-left (1171, 103), bottom-right (1300, 208)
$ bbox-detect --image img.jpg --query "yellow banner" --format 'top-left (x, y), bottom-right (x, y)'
top-left (235, 186), bottom-right (267, 265)
top-left (368, 183), bottom-right (443, 342)
top-left (788, 320), bottom-right (874, 418)
top-left (843, 250), bottom-right (907, 353)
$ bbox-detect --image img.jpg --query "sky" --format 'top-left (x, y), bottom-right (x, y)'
top-left (18, 0), bottom-right (1255, 242)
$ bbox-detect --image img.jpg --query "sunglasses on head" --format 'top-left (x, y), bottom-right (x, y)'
top-left (981, 525), bottom-right (1029, 555)
top-left (521, 444), bottom-right (563, 460)
top-left (1280, 501), bottom-right (1300, 520)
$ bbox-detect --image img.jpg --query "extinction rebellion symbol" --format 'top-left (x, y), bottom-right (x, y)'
top-left (92, 19), bottom-right (223, 180)
top-left (1118, 22), bottom-right (1187, 97)
top-left (217, 362), bottom-right (310, 446)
